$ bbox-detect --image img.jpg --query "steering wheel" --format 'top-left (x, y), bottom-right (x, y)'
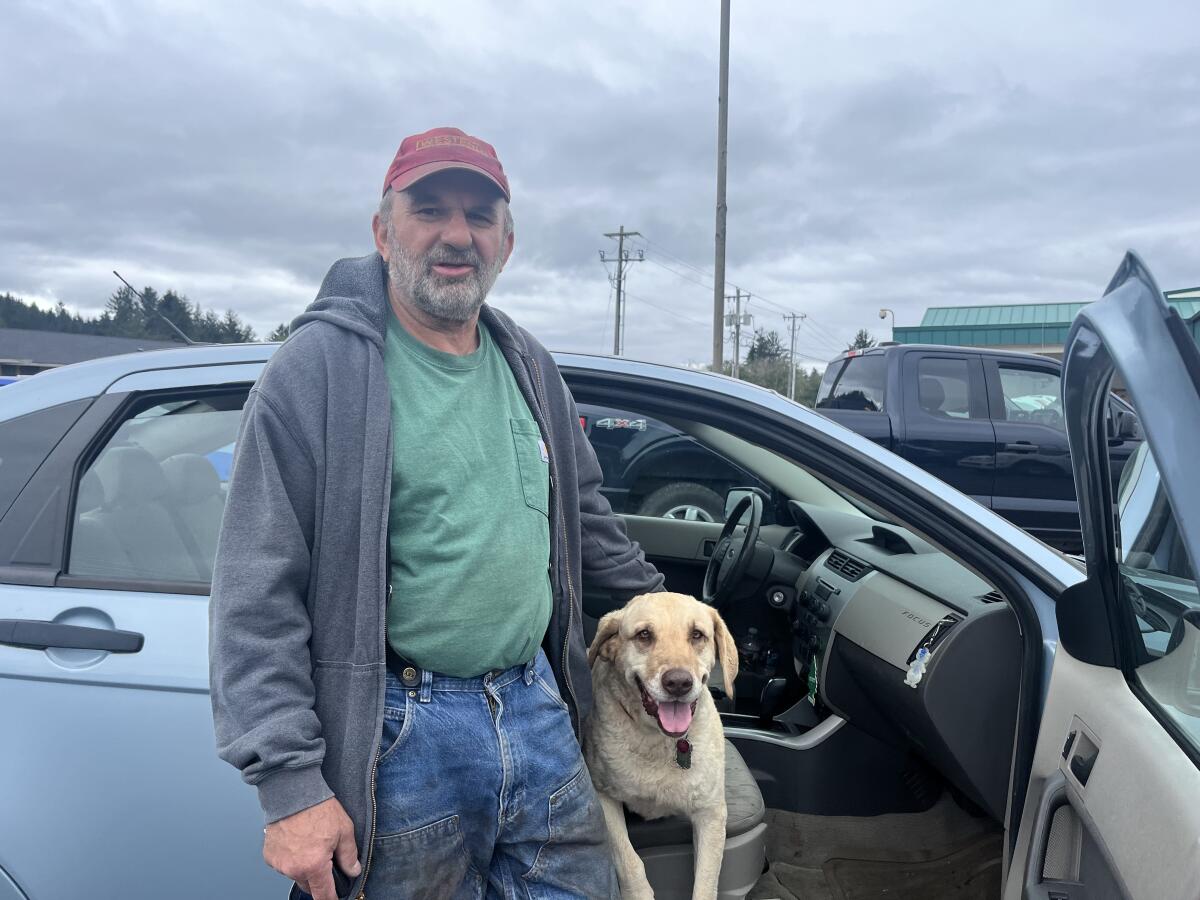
top-left (702, 492), bottom-right (764, 605)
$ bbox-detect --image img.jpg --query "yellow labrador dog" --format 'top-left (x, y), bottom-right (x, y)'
top-left (584, 592), bottom-right (738, 900)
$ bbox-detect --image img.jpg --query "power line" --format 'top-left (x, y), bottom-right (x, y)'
top-left (600, 226), bottom-right (644, 356)
top-left (623, 291), bottom-right (711, 328)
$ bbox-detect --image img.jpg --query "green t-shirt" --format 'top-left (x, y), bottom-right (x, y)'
top-left (384, 314), bottom-right (553, 677)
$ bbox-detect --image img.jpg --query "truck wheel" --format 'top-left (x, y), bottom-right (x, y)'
top-left (637, 483), bottom-right (726, 523)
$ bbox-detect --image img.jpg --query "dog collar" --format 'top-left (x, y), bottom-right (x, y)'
top-left (675, 737), bottom-right (692, 770)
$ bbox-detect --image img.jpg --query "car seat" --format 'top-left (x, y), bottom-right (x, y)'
top-left (918, 376), bottom-right (946, 416)
top-left (626, 740), bottom-right (766, 899)
top-left (162, 453), bottom-right (228, 580)
top-left (80, 446), bottom-right (207, 582)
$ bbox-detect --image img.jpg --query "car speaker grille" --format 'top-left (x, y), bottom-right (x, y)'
top-left (978, 590), bottom-right (1005, 604)
top-left (1042, 803), bottom-right (1082, 882)
top-left (825, 550), bottom-right (870, 581)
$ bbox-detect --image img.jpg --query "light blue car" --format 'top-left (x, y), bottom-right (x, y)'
top-left (1, 254), bottom-right (1197, 899)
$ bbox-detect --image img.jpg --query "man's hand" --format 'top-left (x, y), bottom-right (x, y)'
top-left (263, 797), bottom-right (362, 900)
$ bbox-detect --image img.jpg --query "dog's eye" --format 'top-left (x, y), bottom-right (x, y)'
top-left (691, 629), bottom-right (707, 642)
top-left (635, 628), bottom-right (653, 643)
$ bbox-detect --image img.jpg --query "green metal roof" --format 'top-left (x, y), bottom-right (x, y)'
top-left (919, 303), bottom-right (1086, 327)
top-left (919, 290), bottom-right (1200, 328)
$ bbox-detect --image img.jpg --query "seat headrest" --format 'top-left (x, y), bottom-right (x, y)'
top-left (77, 470), bottom-right (106, 513)
top-left (918, 376), bottom-right (945, 413)
top-left (162, 454), bottom-right (221, 505)
top-left (104, 446), bottom-right (169, 505)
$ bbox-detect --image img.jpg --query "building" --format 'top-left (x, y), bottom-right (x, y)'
top-left (894, 288), bottom-right (1200, 359)
top-left (0, 328), bottom-right (181, 380)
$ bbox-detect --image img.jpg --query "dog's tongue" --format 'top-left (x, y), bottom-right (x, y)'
top-left (657, 701), bottom-right (694, 735)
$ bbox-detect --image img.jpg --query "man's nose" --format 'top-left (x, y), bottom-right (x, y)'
top-left (661, 668), bottom-right (694, 698)
top-left (439, 210), bottom-right (472, 249)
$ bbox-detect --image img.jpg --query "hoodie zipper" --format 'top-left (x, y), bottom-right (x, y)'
top-left (527, 355), bottom-right (579, 730)
top-left (356, 579), bottom-right (392, 899)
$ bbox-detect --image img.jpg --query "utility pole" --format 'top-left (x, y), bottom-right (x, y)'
top-left (784, 312), bottom-right (806, 400)
top-left (724, 289), bottom-right (749, 378)
top-left (712, 0), bottom-right (731, 372)
top-left (600, 226), bottom-right (643, 356)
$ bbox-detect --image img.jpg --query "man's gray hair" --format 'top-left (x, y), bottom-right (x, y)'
top-left (378, 188), bottom-right (513, 240)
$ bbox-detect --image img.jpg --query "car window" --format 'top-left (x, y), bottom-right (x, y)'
top-left (68, 390), bottom-right (247, 586)
top-left (915, 357), bottom-right (977, 419)
top-left (1117, 443), bottom-right (1200, 749)
top-left (998, 365), bottom-right (1064, 431)
top-left (815, 355), bottom-right (886, 412)
top-left (0, 398), bottom-right (92, 521)
top-left (578, 403), bottom-right (773, 524)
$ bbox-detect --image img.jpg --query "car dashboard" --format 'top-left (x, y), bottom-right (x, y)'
top-left (780, 502), bottom-right (1021, 822)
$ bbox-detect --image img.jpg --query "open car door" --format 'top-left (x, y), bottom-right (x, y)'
top-left (1008, 253), bottom-right (1200, 899)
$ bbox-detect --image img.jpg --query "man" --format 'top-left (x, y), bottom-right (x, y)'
top-left (209, 127), bottom-right (664, 900)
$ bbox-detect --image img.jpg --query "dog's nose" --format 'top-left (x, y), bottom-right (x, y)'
top-left (661, 669), bottom-right (694, 698)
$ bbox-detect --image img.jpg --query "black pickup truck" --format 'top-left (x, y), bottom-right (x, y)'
top-left (814, 344), bottom-right (1143, 552)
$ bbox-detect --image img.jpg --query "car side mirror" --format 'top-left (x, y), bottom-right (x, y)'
top-left (724, 487), bottom-right (769, 520)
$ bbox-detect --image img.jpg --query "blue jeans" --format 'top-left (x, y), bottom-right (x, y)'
top-left (299, 650), bottom-right (616, 899)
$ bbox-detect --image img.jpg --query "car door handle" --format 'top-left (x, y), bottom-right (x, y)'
top-left (1003, 442), bottom-right (1039, 453)
top-left (0, 619), bottom-right (144, 653)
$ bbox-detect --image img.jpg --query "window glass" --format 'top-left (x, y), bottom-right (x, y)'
top-left (0, 399), bottom-right (91, 520)
top-left (815, 355), bottom-right (886, 412)
top-left (999, 366), bottom-right (1064, 431)
top-left (578, 402), bottom-right (773, 524)
top-left (68, 391), bottom-right (247, 585)
top-left (1118, 443), bottom-right (1200, 748)
top-left (915, 358), bottom-right (976, 419)
top-left (814, 360), bottom-right (845, 408)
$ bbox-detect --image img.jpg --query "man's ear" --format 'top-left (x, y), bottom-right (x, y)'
top-left (372, 212), bottom-right (389, 257)
top-left (709, 606), bottom-right (739, 697)
top-left (588, 610), bottom-right (624, 668)
top-left (499, 227), bottom-right (514, 272)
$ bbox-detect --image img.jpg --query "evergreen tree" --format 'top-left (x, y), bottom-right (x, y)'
top-left (0, 287), bottom-right (256, 344)
top-left (267, 323), bottom-right (290, 342)
top-left (848, 328), bottom-right (877, 350)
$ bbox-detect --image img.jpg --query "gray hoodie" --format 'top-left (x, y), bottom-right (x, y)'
top-left (209, 252), bottom-right (662, 898)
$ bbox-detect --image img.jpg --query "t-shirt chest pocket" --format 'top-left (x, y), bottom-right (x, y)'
top-left (510, 418), bottom-right (550, 516)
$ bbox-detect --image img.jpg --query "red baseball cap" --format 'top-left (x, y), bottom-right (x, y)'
top-left (381, 127), bottom-right (510, 201)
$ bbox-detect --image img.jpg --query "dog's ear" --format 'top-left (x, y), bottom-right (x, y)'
top-left (709, 606), bottom-right (739, 697)
top-left (588, 609), bottom-right (624, 667)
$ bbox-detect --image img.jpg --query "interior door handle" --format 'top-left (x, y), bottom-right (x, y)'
top-left (0, 619), bottom-right (144, 653)
top-left (1004, 442), bottom-right (1040, 453)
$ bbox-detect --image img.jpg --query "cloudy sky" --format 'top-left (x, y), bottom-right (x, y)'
top-left (3, 0), bottom-right (1197, 367)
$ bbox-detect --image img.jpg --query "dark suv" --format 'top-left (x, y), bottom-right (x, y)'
top-left (814, 343), bottom-right (1143, 552)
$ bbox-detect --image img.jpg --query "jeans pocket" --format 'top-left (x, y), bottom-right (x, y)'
top-left (533, 671), bottom-right (571, 714)
top-left (511, 418), bottom-right (550, 516)
top-left (521, 767), bottom-right (614, 895)
top-left (368, 814), bottom-right (483, 900)
top-left (378, 691), bottom-right (413, 765)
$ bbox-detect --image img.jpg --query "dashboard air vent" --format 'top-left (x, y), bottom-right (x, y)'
top-left (825, 550), bottom-right (870, 582)
top-left (978, 590), bottom-right (1005, 604)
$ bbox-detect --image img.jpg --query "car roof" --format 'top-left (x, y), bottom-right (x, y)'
top-left (829, 343), bottom-right (1062, 366)
top-left (0, 342), bottom-right (279, 419)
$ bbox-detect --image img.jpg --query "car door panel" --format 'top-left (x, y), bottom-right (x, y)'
top-left (1010, 254), bottom-right (1200, 899)
top-left (1012, 654), bottom-right (1200, 900)
top-left (0, 364), bottom-right (279, 900)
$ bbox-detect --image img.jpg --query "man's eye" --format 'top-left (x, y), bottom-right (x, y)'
top-left (469, 213), bottom-right (493, 225)
top-left (416, 207), bottom-right (440, 216)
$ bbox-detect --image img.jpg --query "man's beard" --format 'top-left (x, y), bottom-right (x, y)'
top-left (385, 237), bottom-right (503, 323)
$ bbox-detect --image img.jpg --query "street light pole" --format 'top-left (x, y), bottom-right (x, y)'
top-left (878, 308), bottom-right (895, 341)
top-left (712, 0), bottom-right (731, 373)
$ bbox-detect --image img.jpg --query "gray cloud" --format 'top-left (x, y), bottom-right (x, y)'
top-left (1, 0), bottom-right (1196, 368)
